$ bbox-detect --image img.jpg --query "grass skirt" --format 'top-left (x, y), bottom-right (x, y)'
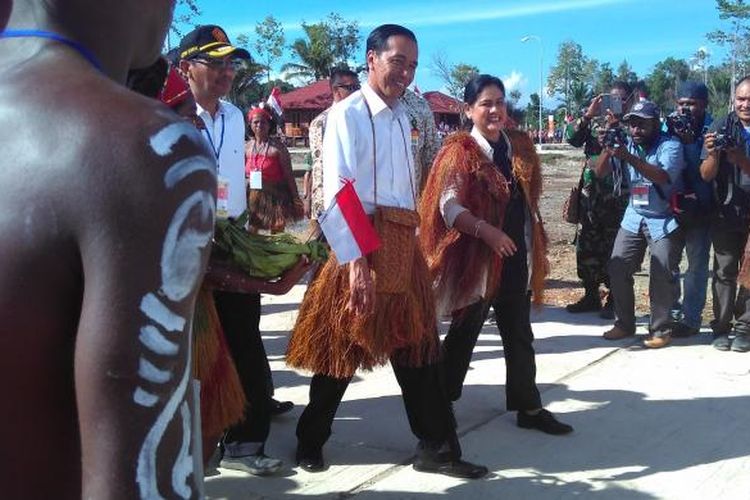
top-left (248, 181), bottom-right (304, 230)
top-left (286, 240), bottom-right (439, 379)
top-left (192, 288), bottom-right (246, 438)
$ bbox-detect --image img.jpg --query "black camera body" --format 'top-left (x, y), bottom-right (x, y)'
top-left (714, 132), bottom-right (735, 150)
top-left (666, 108), bottom-right (694, 140)
top-left (714, 113), bottom-right (740, 151)
top-left (603, 126), bottom-right (627, 149)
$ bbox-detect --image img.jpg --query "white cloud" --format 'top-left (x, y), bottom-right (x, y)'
top-left (502, 70), bottom-right (527, 92)
top-left (358, 0), bottom-right (634, 28)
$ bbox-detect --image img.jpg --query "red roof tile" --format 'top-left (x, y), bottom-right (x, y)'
top-left (278, 79), bottom-right (332, 110)
top-left (422, 91), bottom-right (462, 115)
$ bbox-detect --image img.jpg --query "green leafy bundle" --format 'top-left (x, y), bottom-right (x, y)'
top-left (213, 212), bottom-right (328, 279)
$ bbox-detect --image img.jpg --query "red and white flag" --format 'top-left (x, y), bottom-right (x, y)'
top-left (266, 86), bottom-right (283, 118)
top-left (318, 179), bottom-right (381, 264)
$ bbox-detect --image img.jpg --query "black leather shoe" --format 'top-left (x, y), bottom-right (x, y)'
top-left (565, 294), bottom-right (601, 313)
top-left (712, 334), bottom-right (732, 351)
top-left (731, 333), bottom-right (750, 352)
top-left (413, 457), bottom-right (488, 479)
top-left (295, 448), bottom-right (326, 473)
top-left (270, 398), bottom-right (294, 416)
top-left (517, 409), bottom-right (573, 435)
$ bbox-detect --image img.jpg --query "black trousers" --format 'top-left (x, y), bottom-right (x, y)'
top-left (296, 356), bottom-right (458, 456)
top-left (442, 291), bottom-right (542, 411)
top-left (213, 291), bottom-right (272, 444)
top-left (710, 227), bottom-right (750, 335)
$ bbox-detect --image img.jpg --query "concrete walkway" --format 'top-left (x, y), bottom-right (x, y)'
top-left (205, 282), bottom-right (750, 499)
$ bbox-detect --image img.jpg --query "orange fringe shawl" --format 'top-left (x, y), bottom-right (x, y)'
top-left (286, 233), bottom-right (439, 379)
top-left (418, 130), bottom-right (549, 308)
top-left (192, 288), bottom-right (246, 438)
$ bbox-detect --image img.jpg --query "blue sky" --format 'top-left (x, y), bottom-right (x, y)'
top-left (173, 0), bottom-right (729, 104)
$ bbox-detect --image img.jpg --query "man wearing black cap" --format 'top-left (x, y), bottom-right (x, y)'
top-left (700, 76), bottom-right (750, 353)
top-left (178, 25), bottom-right (284, 476)
top-left (596, 101), bottom-right (685, 348)
top-left (668, 82), bottom-right (713, 339)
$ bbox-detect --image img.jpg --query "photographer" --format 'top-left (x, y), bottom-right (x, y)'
top-left (596, 101), bottom-right (685, 348)
top-left (564, 82), bottom-right (632, 318)
top-left (668, 82), bottom-right (713, 338)
top-left (700, 76), bottom-right (750, 353)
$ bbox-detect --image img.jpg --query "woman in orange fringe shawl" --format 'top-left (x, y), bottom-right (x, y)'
top-left (419, 74), bottom-right (573, 435)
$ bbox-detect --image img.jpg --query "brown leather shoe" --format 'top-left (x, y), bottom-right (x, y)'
top-left (643, 334), bottom-right (671, 349)
top-left (603, 325), bottom-right (633, 340)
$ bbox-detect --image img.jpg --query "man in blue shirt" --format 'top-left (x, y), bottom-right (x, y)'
top-left (595, 101), bottom-right (685, 348)
top-left (700, 76), bottom-right (750, 353)
top-left (669, 82), bottom-right (713, 338)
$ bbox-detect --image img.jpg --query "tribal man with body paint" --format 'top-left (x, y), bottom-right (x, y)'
top-left (0, 1), bottom-right (215, 498)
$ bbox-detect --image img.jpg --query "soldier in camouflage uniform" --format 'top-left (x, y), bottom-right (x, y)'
top-left (565, 82), bottom-right (632, 318)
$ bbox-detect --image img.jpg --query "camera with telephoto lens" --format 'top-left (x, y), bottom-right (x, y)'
top-left (603, 126), bottom-right (626, 148)
top-left (666, 108), bottom-right (694, 140)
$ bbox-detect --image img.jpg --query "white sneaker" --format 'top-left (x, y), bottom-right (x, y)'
top-left (220, 454), bottom-right (283, 476)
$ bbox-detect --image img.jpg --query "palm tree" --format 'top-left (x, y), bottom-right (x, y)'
top-left (281, 24), bottom-right (335, 82)
top-left (569, 81), bottom-right (592, 116)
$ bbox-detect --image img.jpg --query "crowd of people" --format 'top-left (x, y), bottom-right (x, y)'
top-left (1, 2), bottom-right (749, 497)
top-left (565, 77), bottom-right (750, 352)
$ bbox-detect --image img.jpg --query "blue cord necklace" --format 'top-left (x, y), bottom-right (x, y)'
top-left (0, 29), bottom-right (103, 72)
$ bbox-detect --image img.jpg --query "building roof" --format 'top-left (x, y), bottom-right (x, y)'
top-left (278, 79), bottom-right (332, 111)
top-left (278, 81), bottom-right (464, 117)
top-left (422, 91), bottom-right (462, 115)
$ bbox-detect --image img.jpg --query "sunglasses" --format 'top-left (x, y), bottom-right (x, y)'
top-left (191, 58), bottom-right (243, 71)
top-left (335, 83), bottom-right (360, 92)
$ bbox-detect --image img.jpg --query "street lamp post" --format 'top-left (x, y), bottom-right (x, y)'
top-left (522, 35), bottom-right (543, 150)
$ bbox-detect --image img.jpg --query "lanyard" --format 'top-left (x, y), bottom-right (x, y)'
top-left (250, 140), bottom-right (270, 172)
top-left (202, 113), bottom-right (225, 161)
top-left (0, 29), bottom-right (103, 72)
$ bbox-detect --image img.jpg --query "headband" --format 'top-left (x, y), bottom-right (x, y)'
top-left (248, 107), bottom-right (273, 122)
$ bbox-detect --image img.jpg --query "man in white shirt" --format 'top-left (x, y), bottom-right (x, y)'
top-left (287, 24), bottom-right (487, 479)
top-left (179, 25), bottom-right (283, 476)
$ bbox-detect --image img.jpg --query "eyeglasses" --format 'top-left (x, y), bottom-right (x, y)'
top-left (190, 58), bottom-right (243, 71)
top-left (335, 83), bottom-right (360, 92)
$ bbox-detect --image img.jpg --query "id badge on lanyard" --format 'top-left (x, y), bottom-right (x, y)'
top-left (248, 170), bottom-right (263, 190)
top-left (632, 182), bottom-right (650, 207)
top-left (216, 176), bottom-right (230, 219)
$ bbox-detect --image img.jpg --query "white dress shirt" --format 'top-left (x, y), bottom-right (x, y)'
top-left (197, 99), bottom-right (247, 218)
top-left (322, 82), bottom-right (417, 214)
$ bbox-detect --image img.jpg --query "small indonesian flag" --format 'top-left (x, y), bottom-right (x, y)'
top-left (266, 86), bottom-right (283, 118)
top-left (318, 179), bottom-right (381, 264)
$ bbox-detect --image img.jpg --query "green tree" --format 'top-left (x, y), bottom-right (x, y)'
top-left (226, 59), bottom-right (265, 112)
top-left (616, 59), bottom-right (638, 87)
top-left (167, 0), bottom-right (201, 50)
top-left (547, 40), bottom-right (591, 111)
top-left (594, 62), bottom-right (615, 94)
top-left (282, 13), bottom-right (360, 83)
top-left (569, 80), bottom-right (592, 115)
top-left (691, 47), bottom-right (711, 84)
top-left (254, 16), bottom-right (285, 85)
top-left (526, 92), bottom-right (542, 129)
top-left (707, 64), bottom-right (733, 118)
top-left (431, 52), bottom-right (479, 100)
top-left (645, 57), bottom-right (691, 111)
top-left (707, 0), bottom-right (750, 106)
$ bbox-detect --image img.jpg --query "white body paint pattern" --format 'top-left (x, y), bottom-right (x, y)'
top-left (134, 123), bottom-right (217, 499)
